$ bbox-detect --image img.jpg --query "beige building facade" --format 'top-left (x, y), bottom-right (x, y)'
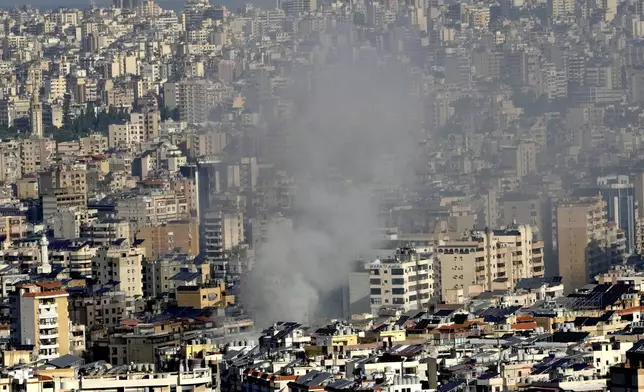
top-left (437, 225), bottom-right (545, 301)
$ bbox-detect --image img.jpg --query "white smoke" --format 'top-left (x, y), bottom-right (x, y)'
top-left (241, 47), bottom-right (421, 326)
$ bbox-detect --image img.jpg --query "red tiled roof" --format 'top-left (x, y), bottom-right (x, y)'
top-left (23, 290), bottom-right (67, 298)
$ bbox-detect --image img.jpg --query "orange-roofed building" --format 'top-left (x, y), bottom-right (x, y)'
top-left (11, 280), bottom-right (70, 361)
top-left (243, 368), bottom-right (298, 392)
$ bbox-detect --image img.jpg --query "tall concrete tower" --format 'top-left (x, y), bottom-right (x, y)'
top-left (30, 91), bottom-right (43, 138)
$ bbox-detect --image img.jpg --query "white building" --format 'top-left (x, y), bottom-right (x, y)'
top-left (368, 246), bottom-right (436, 315)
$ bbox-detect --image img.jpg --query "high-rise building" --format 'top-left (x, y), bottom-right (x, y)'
top-left (115, 191), bottom-right (190, 231)
top-left (107, 109), bottom-right (160, 150)
top-left (500, 140), bottom-right (538, 178)
top-left (42, 188), bottom-right (87, 226)
top-left (480, 188), bottom-right (499, 228)
top-left (573, 176), bottom-right (636, 254)
top-left (164, 80), bottom-right (231, 124)
top-left (49, 239), bottom-right (96, 279)
top-left (93, 241), bottom-right (145, 297)
top-left (0, 215), bottom-right (29, 241)
top-left (556, 196), bottom-right (616, 293)
top-left (547, 0), bottom-right (574, 17)
top-left (113, 0), bottom-right (141, 9)
top-left (600, 0), bottom-right (617, 21)
top-left (39, 164), bottom-right (88, 198)
top-left (597, 175), bottom-right (636, 254)
top-left (629, 68), bottom-right (644, 104)
top-left (11, 281), bottom-right (70, 361)
top-left (635, 172), bottom-right (644, 219)
top-left (444, 48), bottom-right (472, 90)
top-left (368, 246), bottom-right (436, 315)
top-left (437, 225), bottom-right (545, 301)
top-left (203, 208), bottom-right (245, 279)
top-left (280, 0), bottom-right (318, 14)
top-left (143, 251), bottom-right (208, 297)
top-left (499, 194), bottom-right (545, 237)
top-left (135, 219), bottom-right (199, 260)
top-left (20, 137), bottom-right (56, 176)
top-left (80, 218), bottom-right (132, 247)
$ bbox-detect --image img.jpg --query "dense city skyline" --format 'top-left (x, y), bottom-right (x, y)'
top-left (0, 0), bottom-right (640, 391)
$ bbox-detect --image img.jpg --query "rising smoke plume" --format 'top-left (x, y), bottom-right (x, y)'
top-left (241, 44), bottom-right (422, 326)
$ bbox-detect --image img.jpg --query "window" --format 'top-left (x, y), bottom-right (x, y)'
top-left (371, 288), bottom-right (381, 295)
top-left (392, 288), bottom-right (405, 295)
top-left (392, 278), bottom-right (405, 285)
top-left (370, 278), bottom-right (381, 285)
top-left (391, 268), bottom-right (404, 275)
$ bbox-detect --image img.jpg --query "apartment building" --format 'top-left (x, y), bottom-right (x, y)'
top-left (80, 218), bottom-right (132, 246)
top-left (0, 237), bottom-right (46, 273)
top-left (69, 291), bottom-right (143, 330)
top-left (42, 188), bottom-right (87, 226)
top-left (16, 177), bottom-right (38, 199)
top-left (93, 240), bottom-right (145, 297)
top-left (104, 85), bottom-right (135, 107)
top-left (135, 218), bottom-right (199, 259)
top-left (203, 209), bottom-right (245, 279)
top-left (44, 75), bottom-right (67, 101)
top-left (94, 321), bottom-right (183, 365)
top-left (0, 98), bottom-right (30, 128)
top-left (368, 246), bottom-right (435, 315)
top-left (115, 191), bottom-right (189, 231)
top-left (437, 224), bottom-right (545, 301)
top-left (4, 360), bottom-right (212, 392)
top-left (107, 109), bottom-right (160, 150)
top-left (557, 196), bottom-right (611, 293)
top-left (143, 251), bottom-right (208, 297)
top-left (49, 239), bottom-right (96, 279)
top-left (0, 215), bottom-right (29, 240)
top-left (80, 133), bottom-right (109, 155)
top-left (186, 130), bottom-right (228, 158)
top-left (59, 365), bottom-right (212, 392)
top-left (50, 206), bottom-right (98, 239)
top-left (20, 137), bottom-right (56, 176)
top-left (0, 142), bottom-right (22, 184)
top-left (164, 79), bottom-right (234, 124)
top-left (596, 175), bottom-right (636, 254)
top-left (39, 164), bottom-right (88, 197)
top-left (176, 283), bottom-right (234, 309)
top-left (11, 281), bottom-right (71, 361)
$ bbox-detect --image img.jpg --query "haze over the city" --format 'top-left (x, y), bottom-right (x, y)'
top-left (0, 0), bottom-right (640, 390)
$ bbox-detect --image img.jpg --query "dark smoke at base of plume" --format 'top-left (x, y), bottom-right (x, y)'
top-left (240, 49), bottom-right (421, 328)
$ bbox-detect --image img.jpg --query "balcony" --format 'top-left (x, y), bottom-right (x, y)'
top-left (40, 331), bottom-right (59, 339)
top-left (39, 303), bottom-right (57, 311)
top-left (39, 309), bottom-right (58, 319)
top-left (39, 341), bottom-right (59, 350)
top-left (39, 352), bottom-right (59, 360)
top-left (40, 320), bottom-right (58, 328)
top-left (80, 370), bottom-right (209, 389)
top-left (179, 369), bottom-right (212, 385)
